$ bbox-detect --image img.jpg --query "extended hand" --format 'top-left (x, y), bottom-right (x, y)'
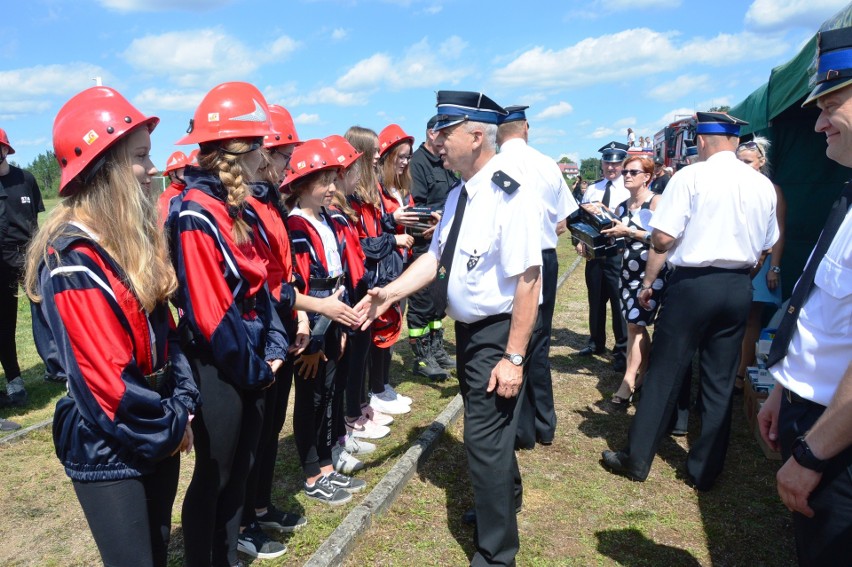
top-left (320, 288), bottom-right (363, 328)
top-left (354, 287), bottom-right (392, 331)
top-left (295, 351), bottom-right (327, 379)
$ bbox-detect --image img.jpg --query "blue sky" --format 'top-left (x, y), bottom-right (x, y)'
top-left (2, 0), bottom-right (849, 173)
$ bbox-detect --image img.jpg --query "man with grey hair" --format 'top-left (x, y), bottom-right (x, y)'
top-left (356, 90), bottom-right (542, 566)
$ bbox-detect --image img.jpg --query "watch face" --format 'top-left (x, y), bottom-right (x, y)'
top-left (511, 354), bottom-right (523, 365)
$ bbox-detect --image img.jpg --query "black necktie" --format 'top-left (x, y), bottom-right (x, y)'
top-left (432, 184), bottom-right (467, 314)
top-left (602, 181), bottom-right (612, 208)
top-left (767, 183), bottom-right (852, 368)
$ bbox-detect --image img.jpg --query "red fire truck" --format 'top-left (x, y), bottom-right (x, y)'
top-left (652, 115), bottom-right (695, 169)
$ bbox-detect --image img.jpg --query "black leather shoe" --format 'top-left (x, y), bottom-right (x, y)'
top-left (578, 346), bottom-right (605, 356)
top-left (462, 501), bottom-right (523, 525)
top-left (612, 357), bottom-right (627, 372)
top-left (600, 450), bottom-right (643, 482)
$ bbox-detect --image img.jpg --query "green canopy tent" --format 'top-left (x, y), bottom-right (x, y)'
top-left (729, 6), bottom-right (852, 294)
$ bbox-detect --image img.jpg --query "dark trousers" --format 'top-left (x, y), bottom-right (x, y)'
top-left (181, 354), bottom-right (265, 567)
top-left (406, 247), bottom-right (444, 331)
top-left (517, 249), bottom-right (557, 447)
top-left (456, 315), bottom-right (525, 567)
top-left (243, 359), bottom-right (294, 523)
top-left (584, 255), bottom-right (627, 357)
top-left (368, 344), bottom-right (391, 395)
top-left (292, 329), bottom-right (341, 477)
top-left (73, 455), bottom-right (180, 567)
top-left (345, 329), bottom-right (371, 419)
top-left (0, 263), bottom-right (22, 381)
top-left (622, 267), bottom-right (751, 489)
top-left (779, 394), bottom-right (852, 567)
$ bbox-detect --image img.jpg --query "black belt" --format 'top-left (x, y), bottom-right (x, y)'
top-left (456, 313), bottom-right (512, 330)
top-left (673, 266), bottom-right (751, 275)
top-left (309, 275), bottom-right (343, 291)
top-left (785, 388), bottom-right (824, 408)
top-left (145, 362), bottom-right (172, 391)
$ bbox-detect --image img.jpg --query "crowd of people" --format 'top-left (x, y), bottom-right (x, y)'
top-left (0, 26), bottom-right (850, 567)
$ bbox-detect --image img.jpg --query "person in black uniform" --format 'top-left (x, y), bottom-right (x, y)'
top-left (601, 112), bottom-right (779, 490)
top-left (0, 127), bottom-right (43, 411)
top-left (357, 90), bottom-right (542, 566)
top-left (577, 142), bottom-right (629, 371)
top-left (648, 155), bottom-right (671, 194)
top-left (406, 114), bottom-right (459, 380)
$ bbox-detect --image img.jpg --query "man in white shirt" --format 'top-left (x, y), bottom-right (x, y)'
top-left (496, 105), bottom-right (578, 447)
top-left (357, 90), bottom-right (542, 566)
top-left (602, 112), bottom-right (778, 491)
top-left (757, 26), bottom-right (852, 565)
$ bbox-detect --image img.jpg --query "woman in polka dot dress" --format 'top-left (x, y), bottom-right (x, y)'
top-left (601, 155), bottom-right (668, 410)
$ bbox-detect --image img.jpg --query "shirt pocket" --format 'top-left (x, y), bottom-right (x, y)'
top-left (458, 236), bottom-right (493, 282)
top-left (813, 255), bottom-right (851, 336)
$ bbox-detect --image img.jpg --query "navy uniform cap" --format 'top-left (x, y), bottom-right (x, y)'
top-left (804, 27), bottom-right (852, 107)
top-left (432, 90), bottom-right (507, 131)
top-left (694, 112), bottom-right (748, 137)
top-left (426, 114), bottom-right (440, 130)
top-left (498, 105), bottom-right (529, 125)
top-left (684, 139), bottom-right (698, 157)
top-left (598, 141), bottom-right (629, 162)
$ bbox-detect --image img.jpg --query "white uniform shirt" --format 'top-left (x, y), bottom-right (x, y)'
top-left (649, 151), bottom-right (779, 268)
top-left (427, 156), bottom-right (543, 324)
top-left (496, 138), bottom-right (578, 250)
top-left (770, 208), bottom-right (852, 406)
top-left (583, 175), bottom-right (630, 210)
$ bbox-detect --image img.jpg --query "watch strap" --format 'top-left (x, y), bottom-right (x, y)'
top-left (792, 436), bottom-right (828, 472)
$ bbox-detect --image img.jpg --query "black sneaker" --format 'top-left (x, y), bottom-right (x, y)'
top-left (256, 505), bottom-right (307, 533)
top-left (0, 418), bottom-right (21, 432)
top-left (304, 475), bottom-right (352, 506)
top-left (237, 522), bottom-right (286, 559)
top-left (326, 471), bottom-right (367, 493)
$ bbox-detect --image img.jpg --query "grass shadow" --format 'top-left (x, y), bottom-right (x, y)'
top-left (596, 527), bottom-right (702, 566)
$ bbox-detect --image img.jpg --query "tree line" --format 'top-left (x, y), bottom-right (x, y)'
top-left (10, 151), bottom-right (61, 200)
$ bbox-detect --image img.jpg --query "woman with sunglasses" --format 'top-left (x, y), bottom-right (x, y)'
top-left (601, 155), bottom-right (668, 410)
top-left (734, 136), bottom-right (787, 392)
top-left (171, 82), bottom-right (289, 567)
top-left (26, 86), bottom-right (199, 567)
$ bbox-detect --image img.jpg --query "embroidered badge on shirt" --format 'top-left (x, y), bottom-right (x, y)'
top-left (492, 170), bottom-right (519, 194)
top-left (437, 265), bottom-right (447, 279)
top-left (467, 255), bottom-right (479, 270)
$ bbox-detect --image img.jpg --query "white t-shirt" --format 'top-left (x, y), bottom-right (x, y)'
top-left (649, 151), bottom-right (779, 269)
top-left (290, 207), bottom-right (343, 277)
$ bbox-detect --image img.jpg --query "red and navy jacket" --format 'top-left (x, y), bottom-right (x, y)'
top-left (157, 179), bottom-right (185, 229)
top-left (348, 194), bottom-right (403, 288)
top-left (287, 208), bottom-right (365, 353)
top-left (328, 206), bottom-right (369, 302)
top-left (170, 168), bottom-right (288, 389)
top-left (31, 224), bottom-right (200, 482)
top-left (244, 181), bottom-right (297, 320)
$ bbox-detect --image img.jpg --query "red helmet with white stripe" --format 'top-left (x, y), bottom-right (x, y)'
top-left (176, 82), bottom-right (272, 145)
top-left (162, 151), bottom-right (188, 175)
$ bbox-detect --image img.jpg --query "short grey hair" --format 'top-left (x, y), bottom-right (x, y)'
top-left (463, 121), bottom-right (497, 151)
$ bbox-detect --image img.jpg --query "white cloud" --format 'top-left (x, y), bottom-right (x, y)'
top-left (535, 101), bottom-right (574, 120)
top-left (331, 28), bottom-right (348, 41)
top-left (587, 127), bottom-right (615, 139)
top-left (293, 86), bottom-right (367, 107)
top-left (613, 117), bottom-right (637, 128)
top-left (123, 29), bottom-right (299, 88)
top-left (656, 107), bottom-right (696, 127)
top-left (528, 125), bottom-right (567, 147)
top-left (336, 37), bottom-right (469, 91)
top-left (134, 88), bottom-right (205, 112)
top-left (492, 29), bottom-right (788, 88)
top-left (648, 74), bottom-right (712, 102)
top-left (422, 4), bottom-right (442, 14)
top-left (97, 0), bottom-right (232, 11)
top-left (745, 0), bottom-right (849, 31)
top-left (294, 113), bottom-right (320, 124)
top-left (0, 63), bottom-right (111, 118)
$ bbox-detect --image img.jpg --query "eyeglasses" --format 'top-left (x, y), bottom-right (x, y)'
top-left (737, 140), bottom-right (764, 157)
top-left (622, 169), bottom-right (648, 177)
top-left (397, 155), bottom-right (412, 162)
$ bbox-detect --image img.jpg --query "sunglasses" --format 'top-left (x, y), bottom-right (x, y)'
top-left (737, 140), bottom-right (764, 157)
top-left (622, 169), bottom-right (648, 177)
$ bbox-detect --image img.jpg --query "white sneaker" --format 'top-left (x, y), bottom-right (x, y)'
top-left (346, 415), bottom-right (390, 439)
top-left (332, 445), bottom-right (364, 474)
top-left (361, 404), bottom-right (394, 426)
top-left (383, 384), bottom-right (412, 406)
top-left (344, 433), bottom-right (376, 455)
top-left (369, 391), bottom-right (411, 415)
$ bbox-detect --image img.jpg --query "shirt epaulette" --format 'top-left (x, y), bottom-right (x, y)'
top-left (492, 170), bottom-right (519, 194)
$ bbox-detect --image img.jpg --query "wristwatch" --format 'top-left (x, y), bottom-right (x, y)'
top-left (770, 266), bottom-right (781, 274)
top-left (791, 436), bottom-right (828, 472)
top-left (502, 352), bottom-right (525, 366)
